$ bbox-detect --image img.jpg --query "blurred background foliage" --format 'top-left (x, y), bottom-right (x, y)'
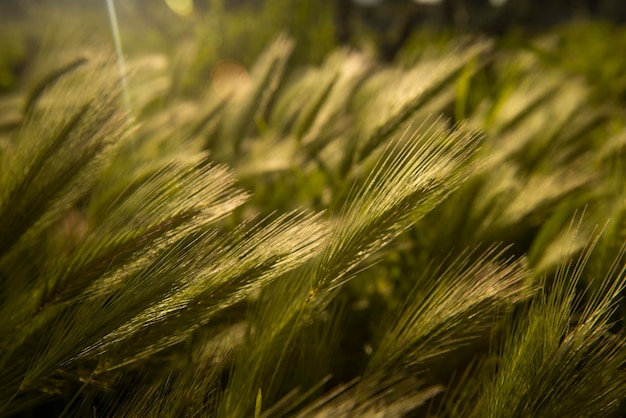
top-left (2, 0), bottom-right (626, 99)
top-left (2, 0), bottom-right (626, 417)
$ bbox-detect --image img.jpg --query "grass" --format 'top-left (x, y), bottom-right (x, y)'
top-left (1, 2), bottom-right (626, 416)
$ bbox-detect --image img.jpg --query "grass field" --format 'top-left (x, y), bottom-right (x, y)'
top-left (1, 2), bottom-right (626, 416)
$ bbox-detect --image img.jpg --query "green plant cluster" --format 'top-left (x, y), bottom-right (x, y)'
top-left (1, 3), bottom-right (626, 417)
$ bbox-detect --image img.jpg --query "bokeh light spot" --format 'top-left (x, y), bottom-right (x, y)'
top-left (165, 0), bottom-right (193, 16)
top-left (210, 59), bottom-right (250, 100)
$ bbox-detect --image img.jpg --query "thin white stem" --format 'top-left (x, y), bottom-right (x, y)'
top-left (106, 0), bottom-right (131, 114)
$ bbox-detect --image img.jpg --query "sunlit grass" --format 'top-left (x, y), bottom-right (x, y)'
top-left (1, 2), bottom-right (626, 416)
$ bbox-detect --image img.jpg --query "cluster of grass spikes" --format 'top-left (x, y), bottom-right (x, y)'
top-left (1, 5), bottom-right (626, 417)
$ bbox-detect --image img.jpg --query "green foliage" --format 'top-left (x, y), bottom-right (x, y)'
top-left (1, 3), bottom-right (626, 417)
top-left (538, 22), bottom-right (626, 103)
